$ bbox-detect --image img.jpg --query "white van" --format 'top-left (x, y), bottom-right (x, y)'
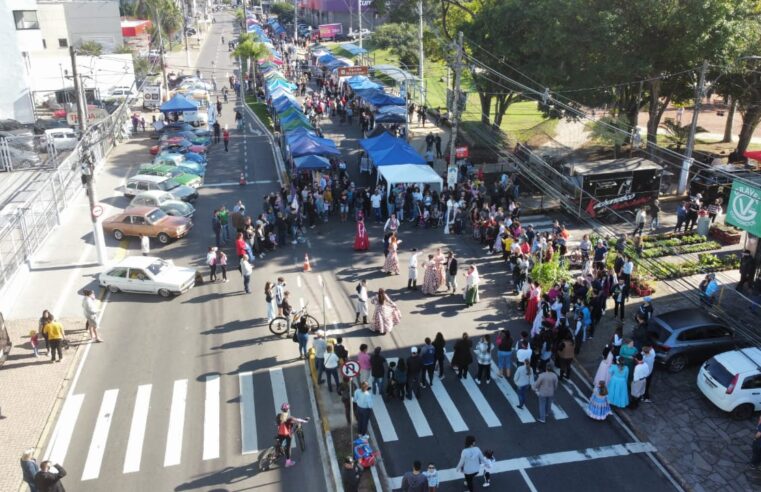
top-left (43, 128), bottom-right (78, 151)
top-left (697, 347), bottom-right (761, 420)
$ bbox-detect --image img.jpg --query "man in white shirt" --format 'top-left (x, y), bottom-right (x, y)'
top-left (275, 277), bottom-right (286, 316)
top-left (516, 341), bottom-right (533, 368)
top-left (408, 249), bottom-right (420, 290)
top-left (641, 345), bottom-right (656, 403)
top-left (313, 330), bottom-right (327, 385)
top-left (621, 255), bottom-right (634, 298)
top-left (355, 279), bottom-right (369, 324)
top-left (630, 354), bottom-right (649, 408)
top-left (370, 190), bottom-right (382, 223)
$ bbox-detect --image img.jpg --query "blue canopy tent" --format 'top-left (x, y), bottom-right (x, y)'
top-left (159, 94), bottom-right (198, 113)
top-left (340, 43), bottom-right (368, 56)
top-left (283, 127), bottom-right (316, 142)
top-left (279, 111), bottom-right (310, 125)
top-left (359, 132), bottom-right (400, 153)
top-left (288, 136), bottom-right (341, 158)
top-left (317, 53), bottom-right (337, 65)
top-left (369, 140), bottom-right (426, 166)
top-left (325, 59), bottom-right (350, 71)
top-left (366, 91), bottom-right (406, 107)
top-left (294, 155), bottom-right (331, 170)
top-left (374, 105), bottom-right (408, 124)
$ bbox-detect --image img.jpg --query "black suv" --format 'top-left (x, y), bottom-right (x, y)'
top-left (647, 309), bottom-right (737, 373)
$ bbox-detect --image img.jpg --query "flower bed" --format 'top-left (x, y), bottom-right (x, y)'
top-left (607, 233), bottom-right (721, 259)
top-left (639, 240), bottom-right (722, 258)
top-left (647, 253), bottom-right (740, 280)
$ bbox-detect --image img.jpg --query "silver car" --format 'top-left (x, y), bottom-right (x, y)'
top-left (129, 190), bottom-right (195, 217)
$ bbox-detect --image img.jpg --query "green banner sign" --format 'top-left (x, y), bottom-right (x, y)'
top-left (725, 180), bottom-right (761, 237)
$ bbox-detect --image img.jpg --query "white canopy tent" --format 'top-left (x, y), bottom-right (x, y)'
top-left (376, 164), bottom-right (443, 196)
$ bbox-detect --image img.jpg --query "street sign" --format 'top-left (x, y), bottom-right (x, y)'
top-left (726, 181), bottom-right (761, 237)
top-left (91, 204), bottom-right (103, 218)
top-left (341, 361), bottom-right (360, 378)
top-left (337, 66), bottom-right (369, 77)
top-left (456, 146), bottom-right (469, 158)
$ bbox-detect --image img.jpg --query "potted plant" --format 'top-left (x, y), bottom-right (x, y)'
top-left (709, 223), bottom-right (742, 245)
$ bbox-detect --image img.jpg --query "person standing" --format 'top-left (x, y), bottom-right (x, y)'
top-left (446, 251), bottom-right (459, 294)
top-left (370, 347), bottom-right (387, 395)
top-left (474, 334), bottom-right (493, 385)
top-left (264, 281), bottom-right (277, 323)
top-left (275, 277), bottom-right (286, 316)
top-left (641, 345), bottom-right (655, 402)
top-left (42, 315), bottom-right (65, 363)
top-left (313, 330), bottom-right (327, 384)
top-left (452, 333), bottom-right (473, 379)
top-left (456, 435), bottom-right (485, 492)
top-left (514, 358), bottom-right (533, 409)
top-left (401, 460), bottom-right (428, 492)
top-left (217, 250), bottom-right (228, 282)
top-left (463, 265), bottom-right (480, 307)
top-left (420, 338), bottom-right (436, 388)
top-left (20, 449), bottom-right (40, 492)
top-left (382, 233), bottom-right (402, 274)
top-left (343, 456), bottom-right (361, 492)
top-left (408, 249), bottom-right (420, 290)
top-left (371, 289), bottom-right (401, 335)
top-left (223, 127), bottom-right (230, 151)
top-left (674, 202), bottom-right (688, 233)
top-left (213, 120), bottom-right (221, 144)
top-left (240, 254), bottom-right (253, 293)
top-left (421, 254), bottom-right (440, 295)
top-left (738, 250), bottom-right (757, 291)
top-left (324, 345), bottom-right (341, 393)
top-left (353, 213), bottom-right (370, 251)
top-left (607, 357), bottom-right (630, 408)
top-left (556, 334), bottom-right (575, 380)
top-left (496, 329), bottom-right (513, 379)
top-left (206, 247), bottom-right (218, 282)
top-left (357, 344), bottom-right (372, 385)
top-left (355, 279), bottom-right (369, 324)
top-left (140, 234), bottom-right (150, 256)
top-left (586, 381), bottom-right (612, 421)
top-left (649, 199), bottom-right (661, 231)
top-left (749, 415), bottom-right (761, 470)
top-left (406, 347), bottom-right (423, 399)
top-left (34, 461), bottom-right (66, 492)
top-left (295, 316), bottom-right (310, 360)
top-left (532, 362), bottom-right (559, 423)
top-left (81, 289), bottom-right (103, 343)
top-left (633, 208), bottom-right (647, 235)
top-left (212, 210), bottom-right (222, 248)
top-left (432, 332), bottom-right (447, 380)
top-left (611, 277), bottom-right (626, 322)
top-left (353, 382), bottom-right (373, 438)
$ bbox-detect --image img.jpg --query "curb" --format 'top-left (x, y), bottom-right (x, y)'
top-left (240, 100), bottom-right (287, 186)
top-left (306, 352), bottom-right (344, 492)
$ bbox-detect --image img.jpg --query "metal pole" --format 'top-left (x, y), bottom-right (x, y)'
top-left (357, 0), bottom-right (362, 51)
top-left (154, 7), bottom-right (169, 100)
top-left (293, 0), bottom-right (298, 42)
top-left (447, 32), bottom-right (464, 170)
top-left (182, 1), bottom-right (191, 69)
top-left (680, 59), bottom-right (708, 195)
top-left (82, 151), bottom-right (107, 265)
top-left (70, 46), bottom-right (87, 133)
top-left (417, 0), bottom-right (424, 106)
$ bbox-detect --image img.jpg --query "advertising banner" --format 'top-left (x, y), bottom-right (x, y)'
top-left (337, 66), bottom-right (369, 77)
top-left (318, 23), bottom-right (342, 39)
top-left (726, 180), bottom-right (761, 237)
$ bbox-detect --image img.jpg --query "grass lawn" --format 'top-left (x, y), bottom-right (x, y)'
top-left (245, 95), bottom-right (273, 131)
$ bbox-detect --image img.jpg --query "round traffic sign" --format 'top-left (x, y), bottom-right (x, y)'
top-left (341, 361), bottom-right (360, 378)
top-left (91, 204), bottom-right (104, 217)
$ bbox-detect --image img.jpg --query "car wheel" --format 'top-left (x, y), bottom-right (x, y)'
top-left (113, 229), bottom-right (124, 240)
top-left (158, 288), bottom-right (171, 298)
top-left (157, 233), bottom-right (170, 244)
top-left (108, 285), bottom-right (120, 294)
top-left (666, 354), bottom-right (688, 373)
top-left (730, 403), bottom-right (754, 420)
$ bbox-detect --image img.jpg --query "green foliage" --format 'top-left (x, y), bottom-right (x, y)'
top-left (246, 97), bottom-right (273, 131)
top-left (660, 118), bottom-right (707, 151)
top-left (372, 23), bottom-right (419, 68)
top-left (588, 115), bottom-right (631, 156)
top-left (78, 41), bottom-right (103, 56)
top-left (114, 45), bottom-right (133, 54)
top-left (530, 256), bottom-right (572, 292)
top-left (270, 3), bottom-right (294, 25)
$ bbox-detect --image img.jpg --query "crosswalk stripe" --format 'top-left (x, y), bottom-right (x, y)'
top-left (81, 389), bottom-right (119, 481)
top-left (203, 375), bottom-right (221, 460)
top-left (123, 384), bottom-right (151, 474)
top-left (370, 394), bottom-right (399, 442)
top-left (239, 372), bottom-right (258, 454)
top-left (45, 394), bottom-right (84, 465)
top-left (489, 362), bottom-right (535, 423)
top-left (551, 401), bottom-right (569, 420)
top-left (164, 379), bottom-right (188, 467)
top-left (269, 367), bottom-right (296, 449)
top-left (445, 353), bottom-right (501, 427)
top-left (430, 377), bottom-right (468, 432)
top-left (402, 395), bottom-right (434, 438)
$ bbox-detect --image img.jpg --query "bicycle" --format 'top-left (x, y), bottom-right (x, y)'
top-left (258, 422), bottom-right (307, 470)
top-left (269, 302), bottom-right (320, 336)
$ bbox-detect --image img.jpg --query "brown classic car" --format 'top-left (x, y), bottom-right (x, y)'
top-left (102, 206), bottom-right (193, 244)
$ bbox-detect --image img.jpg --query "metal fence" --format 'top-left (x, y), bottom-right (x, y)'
top-left (0, 108), bottom-right (132, 292)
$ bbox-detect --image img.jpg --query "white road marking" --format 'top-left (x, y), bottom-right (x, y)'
top-left (123, 384), bottom-right (152, 474)
top-left (164, 379), bottom-right (188, 467)
top-left (299, 297), bottom-right (305, 309)
top-left (370, 394), bottom-right (399, 442)
top-left (317, 274), bottom-right (324, 287)
top-left (81, 389), bottom-right (119, 481)
top-left (269, 368), bottom-right (296, 448)
top-left (430, 377), bottom-right (468, 432)
top-left (325, 295), bottom-right (332, 310)
top-left (388, 442), bottom-right (657, 489)
top-left (489, 362), bottom-right (535, 423)
top-left (551, 400), bottom-right (569, 420)
top-left (203, 374), bottom-right (221, 460)
top-left (402, 395), bottom-right (433, 438)
top-left (520, 469), bottom-right (539, 492)
top-left (446, 352), bottom-right (501, 427)
top-left (44, 394), bottom-right (84, 465)
top-left (239, 372), bottom-right (257, 454)
top-left (297, 274), bottom-right (302, 288)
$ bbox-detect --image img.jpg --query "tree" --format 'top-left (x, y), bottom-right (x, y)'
top-left (78, 41), bottom-right (103, 56)
top-left (589, 115), bottom-right (631, 158)
top-left (270, 3), bottom-right (294, 25)
top-left (123, 0), bottom-right (183, 50)
top-left (371, 23), bottom-right (419, 69)
top-left (232, 33), bottom-right (269, 94)
top-left (660, 118), bottom-right (707, 151)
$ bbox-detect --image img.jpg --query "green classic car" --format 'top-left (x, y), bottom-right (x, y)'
top-left (136, 164), bottom-right (203, 188)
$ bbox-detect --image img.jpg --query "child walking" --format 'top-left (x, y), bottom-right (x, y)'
top-left (482, 449), bottom-right (495, 487)
top-left (424, 462), bottom-right (439, 491)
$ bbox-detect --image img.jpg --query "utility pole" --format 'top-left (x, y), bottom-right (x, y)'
top-left (69, 46), bottom-right (87, 133)
top-left (417, 0), bottom-right (424, 106)
top-left (182, 1), bottom-right (191, 71)
top-left (447, 32), bottom-right (464, 172)
top-left (293, 0), bottom-right (298, 42)
top-left (358, 0), bottom-right (363, 51)
top-left (680, 59), bottom-right (709, 195)
top-left (151, 6), bottom-right (169, 100)
top-left (81, 149), bottom-right (108, 265)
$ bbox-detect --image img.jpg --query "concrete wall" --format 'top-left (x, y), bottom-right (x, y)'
top-left (61, 0), bottom-right (123, 51)
top-left (37, 2), bottom-right (70, 50)
top-left (0, 0), bottom-right (40, 123)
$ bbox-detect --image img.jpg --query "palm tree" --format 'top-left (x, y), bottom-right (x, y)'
top-left (232, 35), bottom-right (269, 95)
top-left (660, 118), bottom-right (707, 151)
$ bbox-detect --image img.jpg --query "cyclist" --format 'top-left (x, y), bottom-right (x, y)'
top-left (276, 403), bottom-right (309, 467)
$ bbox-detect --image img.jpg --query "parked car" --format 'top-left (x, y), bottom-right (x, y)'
top-left (149, 156), bottom-right (206, 177)
top-left (347, 28), bottom-right (372, 39)
top-left (647, 309), bottom-right (737, 373)
top-left (697, 348), bottom-right (761, 420)
top-left (101, 206), bottom-right (193, 244)
top-left (129, 190), bottom-right (195, 217)
top-left (42, 128), bottom-right (78, 151)
top-left (133, 164), bottom-right (202, 188)
top-left (98, 256), bottom-right (196, 297)
top-left (123, 175), bottom-right (198, 202)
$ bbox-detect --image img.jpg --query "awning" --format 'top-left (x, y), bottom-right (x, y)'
top-left (377, 164), bottom-right (443, 194)
top-left (159, 94), bottom-right (198, 113)
top-left (365, 91), bottom-right (406, 107)
top-left (359, 132), bottom-right (400, 153)
top-left (340, 43), bottom-right (368, 56)
top-left (346, 75), bottom-right (382, 91)
top-left (294, 155), bottom-right (331, 170)
top-left (288, 136), bottom-right (341, 157)
top-left (372, 64), bottom-right (421, 83)
top-left (371, 140), bottom-right (426, 166)
top-left (374, 105), bottom-right (408, 124)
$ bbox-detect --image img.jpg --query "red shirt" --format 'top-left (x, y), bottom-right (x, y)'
top-left (236, 238), bottom-right (247, 257)
top-left (223, 130), bottom-right (230, 141)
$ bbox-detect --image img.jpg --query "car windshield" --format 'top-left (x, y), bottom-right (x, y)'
top-left (157, 193), bottom-right (174, 204)
top-left (146, 259), bottom-right (170, 276)
top-left (160, 179), bottom-right (180, 190)
top-left (146, 208), bottom-right (168, 223)
top-left (647, 323), bottom-right (671, 343)
top-left (703, 357), bottom-right (734, 387)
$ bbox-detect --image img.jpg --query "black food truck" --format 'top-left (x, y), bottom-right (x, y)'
top-left (562, 158), bottom-right (663, 218)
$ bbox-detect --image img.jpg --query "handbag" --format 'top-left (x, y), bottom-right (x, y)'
top-left (62, 338), bottom-right (70, 350)
top-left (291, 332), bottom-right (298, 343)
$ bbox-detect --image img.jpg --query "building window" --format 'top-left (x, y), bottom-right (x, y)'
top-left (13, 10), bottom-right (39, 30)
top-left (58, 38), bottom-right (68, 48)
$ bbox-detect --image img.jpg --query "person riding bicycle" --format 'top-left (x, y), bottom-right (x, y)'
top-left (276, 402), bottom-right (309, 467)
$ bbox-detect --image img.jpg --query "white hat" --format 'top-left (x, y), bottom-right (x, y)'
top-left (411, 346), bottom-right (418, 354)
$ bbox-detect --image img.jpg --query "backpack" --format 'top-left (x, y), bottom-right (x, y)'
top-left (334, 344), bottom-right (348, 361)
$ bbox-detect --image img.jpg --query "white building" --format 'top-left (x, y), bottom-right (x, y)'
top-left (0, 0), bottom-right (43, 123)
top-left (37, 0), bottom-right (123, 52)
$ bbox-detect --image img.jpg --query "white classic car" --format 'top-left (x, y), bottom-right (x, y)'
top-left (99, 256), bottom-right (196, 297)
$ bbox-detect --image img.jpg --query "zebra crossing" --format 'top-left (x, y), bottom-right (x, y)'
top-left (44, 366), bottom-right (304, 482)
top-left (369, 353), bottom-right (578, 444)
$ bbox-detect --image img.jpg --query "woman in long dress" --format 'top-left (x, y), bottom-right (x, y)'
top-left (421, 254), bottom-right (440, 295)
top-left (607, 358), bottom-right (630, 408)
top-left (371, 288), bottom-right (400, 335)
top-left (464, 265), bottom-right (480, 307)
top-left (434, 247), bottom-right (447, 287)
top-left (354, 213), bottom-right (370, 251)
top-left (524, 282), bottom-right (541, 322)
top-left (593, 346), bottom-right (614, 388)
top-left (382, 233), bottom-right (402, 274)
top-left (586, 381), bottom-right (612, 421)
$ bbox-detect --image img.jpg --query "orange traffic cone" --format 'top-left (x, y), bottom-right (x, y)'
top-left (303, 254), bottom-right (311, 272)
top-left (239, 172), bottom-right (246, 185)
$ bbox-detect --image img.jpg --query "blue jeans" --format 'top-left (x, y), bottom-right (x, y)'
top-left (316, 357), bottom-right (325, 383)
top-left (297, 332), bottom-right (308, 358)
top-left (538, 395), bottom-right (553, 421)
top-left (326, 367), bottom-right (339, 391)
top-left (517, 384), bottom-right (529, 407)
top-left (387, 202), bottom-right (395, 217)
top-left (243, 274), bottom-right (250, 293)
top-left (373, 207), bottom-right (381, 222)
top-left (372, 376), bottom-right (385, 395)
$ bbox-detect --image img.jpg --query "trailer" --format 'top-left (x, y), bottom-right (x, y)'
top-left (563, 157), bottom-right (663, 218)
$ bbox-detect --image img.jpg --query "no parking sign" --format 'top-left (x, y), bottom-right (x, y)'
top-left (341, 361), bottom-right (359, 379)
